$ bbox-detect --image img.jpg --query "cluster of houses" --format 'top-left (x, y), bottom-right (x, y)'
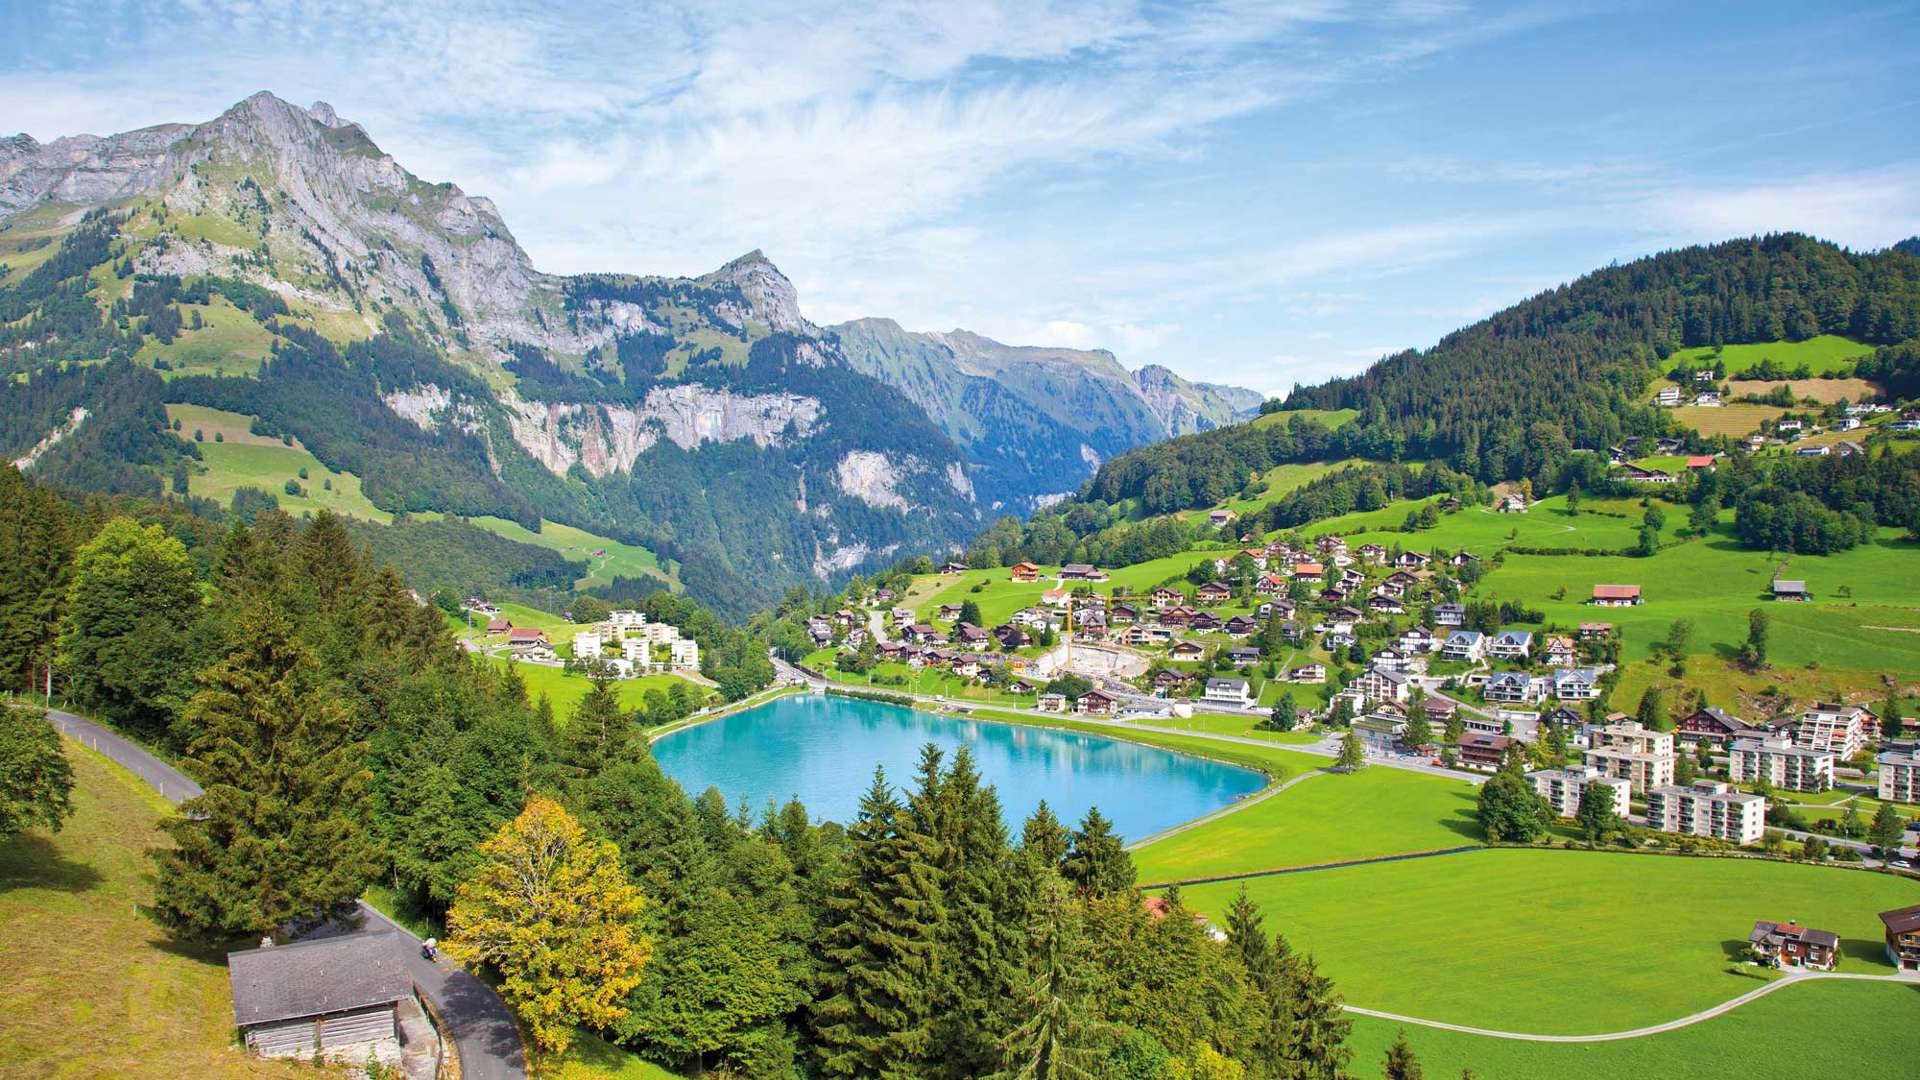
top-left (570, 609), bottom-right (701, 676)
top-left (1746, 901), bottom-right (1920, 974)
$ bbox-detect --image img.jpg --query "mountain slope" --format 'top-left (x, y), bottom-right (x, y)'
top-left (0, 92), bottom-right (1257, 613)
top-left (1078, 234), bottom-right (1920, 515)
top-left (833, 317), bottom-right (1259, 507)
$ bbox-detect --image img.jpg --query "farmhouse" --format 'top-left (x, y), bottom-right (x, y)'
top-left (1646, 780), bottom-right (1766, 845)
top-left (227, 933), bottom-right (415, 1066)
top-left (507, 627), bottom-right (548, 649)
top-left (1878, 905), bottom-right (1920, 971)
top-left (484, 618), bottom-right (510, 634)
top-left (1589, 584), bottom-right (1642, 607)
top-left (1010, 562), bottom-right (1041, 582)
top-left (1058, 563), bottom-right (1105, 581)
top-left (1748, 920), bottom-right (1838, 971)
top-left (1728, 735), bottom-right (1834, 793)
top-left (1677, 706), bottom-right (1755, 746)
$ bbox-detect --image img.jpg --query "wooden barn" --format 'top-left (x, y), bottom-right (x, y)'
top-left (227, 932), bottom-right (411, 1065)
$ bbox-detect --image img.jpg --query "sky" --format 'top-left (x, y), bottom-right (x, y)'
top-left (3, 1), bottom-right (1919, 397)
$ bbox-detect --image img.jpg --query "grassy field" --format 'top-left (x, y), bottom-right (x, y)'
top-left (1736, 376), bottom-right (1881, 405)
top-left (1134, 764), bottom-right (1479, 883)
top-left (1342, 977), bottom-right (1920, 1080)
top-left (0, 201), bottom-right (80, 278)
top-left (1178, 459), bottom-right (1371, 522)
top-left (0, 740), bottom-right (316, 1079)
top-left (167, 403), bottom-right (392, 520)
top-left (488, 656), bottom-right (703, 720)
top-left (541, 1032), bottom-right (688, 1079)
top-left (138, 294), bottom-right (276, 378)
top-left (1474, 529), bottom-right (1920, 680)
top-left (459, 516), bottom-right (675, 590)
top-left (1298, 494), bottom-right (1683, 552)
top-left (1667, 335), bottom-right (1873, 377)
top-left (1178, 848), bottom-right (1920, 1033)
top-left (1252, 407), bottom-right (1361, 431)
top-left (1671, 402), bottom-right (1786, 438)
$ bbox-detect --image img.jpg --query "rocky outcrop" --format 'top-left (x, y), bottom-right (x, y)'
top-left (499, 384), bottom-right (822, 478)
top-left (834, 451), bottom-right (911, 512)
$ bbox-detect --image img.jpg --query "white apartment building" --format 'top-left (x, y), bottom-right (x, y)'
top-left (1645, 780), bottom-right (1766, 845)
top-left (1581, 720), bottom-right (1678, 794)
top-left (1527, 765), bottom-right (1631, 819)
top-left (668, 638), bottom-right (701, 671)
top-left (1797, 702), bottom-right (1874, 760)
top-left (607, 609), bottom-right (647, 630)
top-left (572, 631), bottom-right (604, 660)
top-left (1728, 736), bottom-right (1834, 793)
top-left (1879, 749), bottom-right (1920, 804)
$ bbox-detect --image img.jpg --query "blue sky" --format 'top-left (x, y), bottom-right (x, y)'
top-left (4, 1), bottom-right (1918, 396)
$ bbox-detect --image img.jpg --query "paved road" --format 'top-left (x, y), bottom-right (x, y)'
top-left (46, 707), bottom-right (528, 1080)
top-left (1345, 969), bottom-right (1920, 1042)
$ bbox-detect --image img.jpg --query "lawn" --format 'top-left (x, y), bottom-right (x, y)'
top-left (1667, 335), bottom-right (1873, 377)
top-left (1127, 711), bottom-right (1324, 743)
top-left (1340, 977), bottom-right (1920, 1080)
top-left (539, 1031), bottom-right (687, 1079)
top-left (1133, 764), bottom-right (1480, 884)
top-left (0, 740), bottom-right (315, 1078)
top-left (1178, 848), bottom-right (1920, 1033)
top-left (488, 656), bottom-right (703, 721)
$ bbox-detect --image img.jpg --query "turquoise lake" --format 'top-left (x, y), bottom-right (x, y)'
top-left (652, 694), bottom-right (1266, 841)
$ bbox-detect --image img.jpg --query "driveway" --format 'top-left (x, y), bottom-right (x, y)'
top-left (47, 707), bottom-right (528, 1080)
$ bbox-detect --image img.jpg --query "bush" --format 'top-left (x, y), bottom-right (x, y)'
top-left (283, 478), bottom-right (303, 496)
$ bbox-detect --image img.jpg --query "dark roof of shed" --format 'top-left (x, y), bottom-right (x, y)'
top-left (228, 932), bottom-right (410, 1026)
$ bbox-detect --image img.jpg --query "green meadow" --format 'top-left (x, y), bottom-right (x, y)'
top-left (1342, 977), bottom-right (1920, 1080)
top-left (1178, 848), bottom-right (1919, 1034)
top-left (1667, 334), bottom-right (1873, 377)
top-left (137, 294), bottom-right (276, 378)
top-left (486, 655), bottom-right (703, 719)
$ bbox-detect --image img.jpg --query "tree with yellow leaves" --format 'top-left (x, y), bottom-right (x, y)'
top-left (445, 795), bottom-right (651, 1053)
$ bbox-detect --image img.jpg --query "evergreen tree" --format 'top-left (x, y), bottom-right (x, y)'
top-left (995, 876), bottom-right (1101, 1080)
top-left (0, 466), bottom-right (73, 693)
top-left (1636, 687), bottom-right (1669, 732)
top-left (1744, 609), bottom-right (1769, 668)
top-left (1575, 780), bottom-right (1620, 842)
top-left (812, 767), bottom-right (946, 1078)
top-left (563, 675), bottom-right (633, 775)
top-left (151, 600), bottom-right (378, 941)
top-left (1883, 695), bottom-right (1905, 743)
top-left (1062, 807), bottom-right (1135, 897)
top-left (959, 599), bottom-right (984, 627)
top-left (1023, 799), bottom-right (1072, 873)
top-left (1870, 802), bottom-right (1905, 856)
top-left (1382, 1033), bottom-right (1424, 1080)
top-left (1338, 729), bottom-right (1365, 771)
top-left (1402, 699), bottom-right (1432, 750)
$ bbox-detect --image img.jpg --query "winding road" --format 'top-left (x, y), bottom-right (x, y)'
top-left (46, 707), bottom-right (528, 1080)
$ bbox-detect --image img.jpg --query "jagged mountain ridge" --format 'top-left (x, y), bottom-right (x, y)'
top-left (0, 92), bottom-right (1256, 612)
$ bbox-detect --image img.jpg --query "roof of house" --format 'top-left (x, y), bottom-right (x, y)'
top-left (507, 627), bottom-right (546, 641)
top-left (1207, 678), bottom-right (1250, 692)
top-left (1592, 584), bottom-right (1641, 599)
top-left (1773, 579), bottom-right (1808, 593)
top-left (1750, 921), bottom-right (1839, 950)
top-left (1879, 905), bottom-right (1920, 936)
top-left (228, 933), bottom-right (411, 1028)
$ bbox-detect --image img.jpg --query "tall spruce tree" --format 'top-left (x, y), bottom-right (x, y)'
top-left (1382, 1033), bottom-right (1424, 1080)
top-left (563, 674), bottom-right (634, 776)
top-left (812, 767), bottom-right (946, 1078)
top-left (0, 465), bottom-right (73, 693)
top-left (151, 599), bottom-right (378, 941)
top-left (1063, 807), bottom-right (1135, 897)
top-left (995, 875), bottom-right (1101, 1080)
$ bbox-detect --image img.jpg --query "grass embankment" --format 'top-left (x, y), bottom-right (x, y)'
top-left (0, 740), bottom-right (317, 1078)
top-left (1178, 848), bottom-right (1920, 1034)
top-left (1342, 977), bottom-right (1920, 1080)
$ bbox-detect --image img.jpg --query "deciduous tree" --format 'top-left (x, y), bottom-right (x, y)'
top-left (0, 705), bottom-right (73, 839)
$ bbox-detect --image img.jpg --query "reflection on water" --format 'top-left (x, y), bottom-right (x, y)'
top-left (652, 695), bottom-right (1265, 841)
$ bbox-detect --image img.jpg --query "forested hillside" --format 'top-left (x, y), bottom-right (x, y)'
top-left (1084, 235), bottom-right (1920, 514)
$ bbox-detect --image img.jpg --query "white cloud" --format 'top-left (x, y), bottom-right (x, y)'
top-left (1643, 166), bottom-right (1920, 251)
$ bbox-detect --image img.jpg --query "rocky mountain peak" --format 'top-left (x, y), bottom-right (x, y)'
top-left (701, 249), bottom-right (813, 334)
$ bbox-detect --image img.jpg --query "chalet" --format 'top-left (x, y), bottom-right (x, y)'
top-left (1495, 492), bottom-right (1529, 513)
top-left (1878, 905), bottom-right (1920, 971)
top-left (1259, 599), bottom-right (1296, 621)
top-left (1319, 587), bottom-right (1350, 604)
top-left (1423, 697), bottom-right (1457, 727)
top-left (1290, 664), bottom-right (1326, 684)
top-left (1254, 573), bottom-right (1291, 597)
top-left (1224, 615), bottom-right (1259, 638)
top-left (1150, 669), bottom-right (1194, 693)
top-left (1189, 612), bottom-right (1224, 633)
top-left (1483, 671), bottom-right (1539, 705)
top-left (1835, 416), bottom-right (1862, 431)
top-left (1693, 391), bottom-right (1722, 407)
top-left (1577, 621), bottom-right (1612, 640)
top-left (1399, 625), bottom-right (1436, 653)
top-left (905, 623), bottom-right (942, 644)
top-left (1076, 690), bottom-right (1117, 716)
top-left (1434, 603), bottom-right (1467, 627)
top-left (1358, 543), bottom-right (1387, 563)
top-left (1835, 440), bottom-right (1865, 457)
top-left (1367, 595), bottom-right (1406, 615)
top-left (1036, 693), bottom-right (1068, 713)
top-left (1685, 455), bottom-right (1716, 473)
top-left (1373, 578), bottom-right (1407, 599)
top-left (1456, 732), bottom-right (1514, 769)
top-left (1195, 581), bottom-right (1233, 605)
top-left (1208, 509), bottom-right (1238, 528)
top-left (1291, 561), bottom-right (1325, 579)
top-left (1440, 630), bottom-right (1487, 662)
top-left (1612, 464), bottom-right (1675, 485)
top-left (938, 603), bottom-right (963, 621)
top-left (227, 933), bottom-right (413, 1066)
top-left (484, 618), bottom-right (511, 635)
top-left (1152, 587), bottom-right (1185, 607)
top-left (1370, 647), bottom-right (1413, 672)
top-left (1110, 603), bottom-right (1141, 624)
top-left (1771, 579), bottom-right (1811, 602)
top-left (1168, 641), bottom-right (1206, 661)
top-left (995, 625), bottom-right (1031, 649)
top-left (1395, 551), bottom-right (1432, 569)
top-left (1590, 584), bottom-right (1642, 607)
top-left (1550, 668), bottom-right (1601, 701)
top-left (1748, 921), bottom-right (1838, 971)
top-left (1074, 610), bottom-right (1107, 635)
top-left (1226, 646), bottom-right (1262, 665)
top-left (1543, 636), bottom-right (1577, 666)
top-left (1038, 588), bottom-right (1072, 609)
top-left (891, 606), bottom-right (915, 626)
top-left (1541, 707), bottom-right (1585, 736)
top-left (1202, 678), bottom-right (1254, 708)
top-left (1437, 496), bottom-right (1462, 511)
top-left (1059, 563), bottom-right (1108, 582)
top-left (1487, 630), bottom-right (1533, 661)
top-left (939, 561), bottom-right (970, 574)
top-left (1777, 418), bottom-right (1804, 434)
top-left (507, 627), bottom-right (548, 648)
top-left (1678, 707), bottom-right (1754, 746)
top-left (1010, 562), bottom-right (1041, 583)
top-left (872, 588), bottom-right (895, 605)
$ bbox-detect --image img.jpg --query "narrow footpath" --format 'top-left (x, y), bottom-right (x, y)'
top-left (47, 708), bottom-right (529, 1080)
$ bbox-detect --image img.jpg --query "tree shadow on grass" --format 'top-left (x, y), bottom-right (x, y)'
top-left (0, 832), bottom-right (104, 894)
top-left (1435, 787), bottom-right (1484, 840)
